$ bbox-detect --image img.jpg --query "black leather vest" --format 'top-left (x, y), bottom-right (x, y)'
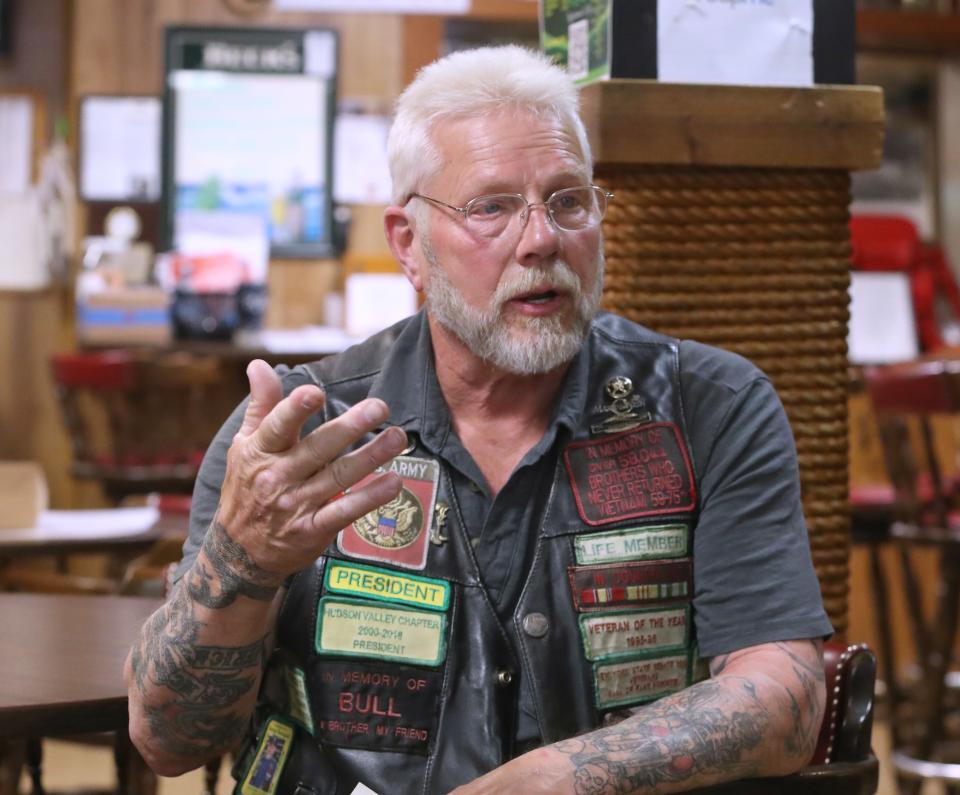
top-left (235, 314), bottom-right (702, 795)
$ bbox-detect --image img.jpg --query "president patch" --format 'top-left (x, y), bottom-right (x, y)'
top-left (578, 605), bottom-right (690, 661)
top-left (338, 456), bottom-right (440, 570)
top-left (568, 559), bottom-right (692, 611)
top-left (563, 424), bottom-right (695, 526)
top-left (316, 597), bottom-right (447, 667)
top-left (312, 659), bottom-right (442, 754)
top-left (324, 561), bottom-right (450, 612)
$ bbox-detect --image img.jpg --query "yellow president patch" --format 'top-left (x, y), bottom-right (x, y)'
top-left (324, 560), bottom-right (450, 612)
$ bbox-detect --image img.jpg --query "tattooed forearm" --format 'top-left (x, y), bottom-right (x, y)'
top-left (193, 520), bottom-right (279, 607)
top-left (556, 678), bottom-right (768, 795)
top-left (774, 641), bottom-right (825, 759)
top-left (129, 571), bottom-right (272, 762)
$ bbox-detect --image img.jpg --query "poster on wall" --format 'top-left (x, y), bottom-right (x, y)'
top-left (162, 27), bottom-right (338, 259)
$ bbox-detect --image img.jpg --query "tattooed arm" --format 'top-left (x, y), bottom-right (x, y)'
top-left (451, 638), bottom-right (825, 795)
top-left (125, 360), bottom-right (407, 775)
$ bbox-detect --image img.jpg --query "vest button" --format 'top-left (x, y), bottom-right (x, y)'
top-left (496, 669), bottom-right (513, 686)
top-left (522, 612), bottom-right (549, 638)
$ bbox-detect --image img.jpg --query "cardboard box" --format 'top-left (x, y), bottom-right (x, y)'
top-left (540, 0), bottom-right (855, 87)
top-left (0, 461), bottom-right (48, 530)
top-left (77, 287), bottom-right (172, 346)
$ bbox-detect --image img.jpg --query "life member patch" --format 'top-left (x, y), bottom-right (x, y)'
top-left (316, 597), bottom-right (447, 667)
top-left (574, 524), bottom-right (689, 565)
top-left (324, 560), bottom-right (450, 612)
top-left (578, 605), bottom-right (690, 661)
top-left (563, 424), bottom-right (695, 526)
top-left (568, 559), bottom-right (692, 611)
top-left (238, 717), bottom-right (294, 795)
top-left (338, 456), bottom-right (440, 570)
top-left (312, 659), bottom-right (442, 755)
top-left (593, 653), bottom-right (692, 709)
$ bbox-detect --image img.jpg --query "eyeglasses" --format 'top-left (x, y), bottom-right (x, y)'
top-left (408, 185), bottom-right (613, 239)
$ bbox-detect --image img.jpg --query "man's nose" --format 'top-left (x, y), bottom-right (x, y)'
top-left (516, 202), bottom-right (559, 262)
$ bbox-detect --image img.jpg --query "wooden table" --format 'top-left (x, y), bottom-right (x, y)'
top-left (0, 593), bottom-right (159, 740)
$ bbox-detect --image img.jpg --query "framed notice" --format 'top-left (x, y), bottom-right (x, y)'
top-left (80, 96), bottom-right (162, 201)
top-left (162, 27), bottom-right (338, 259)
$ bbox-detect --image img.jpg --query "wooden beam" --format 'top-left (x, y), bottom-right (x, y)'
top-left (580, 81), bottom-right (886, 171)
top-left (858, 8), bottom-right (960, 55)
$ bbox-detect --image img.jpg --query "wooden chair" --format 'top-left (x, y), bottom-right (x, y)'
top-left (862, 357), bottom-right (960, 793)
top-left (50, 350), bottom-right (227, 502)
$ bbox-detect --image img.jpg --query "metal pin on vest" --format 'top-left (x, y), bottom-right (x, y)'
top-left (430, 501), bottom-right (449, 545)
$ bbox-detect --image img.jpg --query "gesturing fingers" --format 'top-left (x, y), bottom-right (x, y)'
top-left (237, 360), bottom-right (285, 439)
top-left (285, 398), bottom-right (394, 481)
top-left (310, 469), bottom-right (403, 538)
top-left (251, 383), bottom-right (326, 454)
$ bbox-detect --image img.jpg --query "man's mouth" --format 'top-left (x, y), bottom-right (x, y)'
top-left (518, 290), bottom-right (559, 305)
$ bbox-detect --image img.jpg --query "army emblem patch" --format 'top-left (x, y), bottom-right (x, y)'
top-left (338, 456), bottom-right (440, 570)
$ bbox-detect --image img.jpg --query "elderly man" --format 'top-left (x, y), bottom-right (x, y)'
top-left (126, 45), bottom-right (832, 794)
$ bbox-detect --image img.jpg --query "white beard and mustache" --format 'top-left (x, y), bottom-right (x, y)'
top-left (421, 236), bottom-right (604, 376)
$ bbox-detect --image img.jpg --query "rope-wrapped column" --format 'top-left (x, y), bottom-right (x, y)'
top-left (598, 164), bottom-right (852, 636)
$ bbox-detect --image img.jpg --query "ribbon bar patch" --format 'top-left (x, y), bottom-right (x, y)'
top-left (324, 560), bottom-right (450, 612)
top-left (594, 653), bottom-right (691, 709)
top-left (316, 597), bottom-right (447, 667)
top-left (568, 559), bottom-right (692, 611)
top-left (564, 424), bottom-right (696, 526)
top-left (579, 605), bottom-right (689, 661)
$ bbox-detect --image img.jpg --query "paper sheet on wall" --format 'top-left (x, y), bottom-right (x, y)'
top-left (658, 0), bottom-right (814, 88)
top-left (848, 272), bottom-right (919, 365)
top-left (276, 0), bottom-right (468, 12)
top-left (0, 96), bottom-right (34, 194)
top-left (334, 114), bottom-right (392, 205)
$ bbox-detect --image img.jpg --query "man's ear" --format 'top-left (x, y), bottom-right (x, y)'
top-left (384, 206), bottom-right (424, 292)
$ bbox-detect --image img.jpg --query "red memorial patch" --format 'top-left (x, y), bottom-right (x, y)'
top-left (563, 424), bottom-right (695, 526)
top-left (568, 559), bottom-right (693, 612)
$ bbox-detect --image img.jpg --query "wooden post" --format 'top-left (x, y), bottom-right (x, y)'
top-left (582, 81), bottom-right (885, 637)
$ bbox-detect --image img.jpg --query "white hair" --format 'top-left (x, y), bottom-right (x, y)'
top-left (387, 45), bottom-right (592, 206)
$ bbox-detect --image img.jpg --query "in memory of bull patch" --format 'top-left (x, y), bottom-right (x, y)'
top-left (238, 716), bottom-right (295, 795)
top-left (573, 524), bottom-right (689, 565)
top-left (312, 659), bottom-right (442, 754)
top-left (324, 560), bottom-right (450, 612)
top-left (316, 596), bottom-right (447, 666)
top-left (568, 559), bottom-right (692, 611)
top-left (338, 456), bottom-right (440, 570)
top-left (593, 652), bottom-right (692, 709)
top-left (578, 605), bottom-right (690, 661)
top-left (563, 424), bottom-right (695, 526)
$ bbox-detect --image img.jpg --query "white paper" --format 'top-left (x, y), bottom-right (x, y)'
top-left (236, 325), bottom-right (356, 354)
top-left (0, 193), bottom-right (49, 290)
top-left (277, 0), bottom-right (468, 12)
top-left (848, 272), bottom-right (919, 365)
top-left (658, 0), bottom-right (814, 88)
top-left (0, 95), bottom-right (34, 194)
top-left (334, 114), bottom-right (392, 205)
top-left (349, 784), bottom-right (380, 795)
top-left (80, 96), bottom-right (162, 201)
top-left (345, 273), bottom-right (417, 339)
top-left (0, 506), bottom-right (160, 542)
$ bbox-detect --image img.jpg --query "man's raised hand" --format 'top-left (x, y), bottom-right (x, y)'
top-left (215, 359), bottom-right (406, 585)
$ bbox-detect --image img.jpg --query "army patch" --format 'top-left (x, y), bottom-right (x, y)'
top-left (338, 456), bottom-right (440, 570)
top-left (283, 664), bottom-right (314, 734)
top-left (312, 659), bottom-right (443, 755)
top-left (316, 597), bottom-right (447, 667)
top-left (324, 560), bottom-right (450, 612)
top-left (578, 605), bottom-right (690, 661)
top-left (238, 717), bottom-right (294, 795)
top-left (563, 424), bottom-right (696, 526)
top-left (593, 653), bottom-right (691, 709)
top-left (573, 524), bottom-right (689, 565)
top-left (568, 559), bottom-right (692, 611)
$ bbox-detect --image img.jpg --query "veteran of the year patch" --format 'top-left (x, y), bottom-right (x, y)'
top-left (338, 456), bottom-right (440, 570)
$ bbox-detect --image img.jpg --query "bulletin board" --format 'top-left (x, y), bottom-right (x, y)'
top-left (162, 26), bottom-right (338, 259)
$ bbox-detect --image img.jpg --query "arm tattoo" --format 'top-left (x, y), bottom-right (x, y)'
top-left (555, 678), bottom-right (769, 795)
top-left (129, 560), bottom-right (272, 759)
top-left (774, 641), bottom-right (824, 759)
top-left (193, 520), bottom-right (279, 607)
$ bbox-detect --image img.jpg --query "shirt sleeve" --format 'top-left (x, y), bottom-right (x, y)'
top-left (683, 356), bottom-right (834, 657)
